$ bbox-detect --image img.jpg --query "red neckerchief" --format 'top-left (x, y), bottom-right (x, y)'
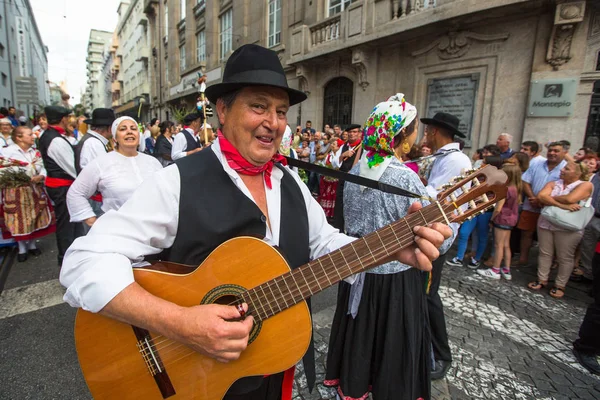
top-left (217, 130), bottom-right (287, 190)
top-left (348, 139), bottom-right (361, 148)
top-left (49, 125), bottom-right (66, 135)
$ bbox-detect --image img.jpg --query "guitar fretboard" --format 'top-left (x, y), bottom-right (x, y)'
top-left (242, 201), bottom-right (452, 322)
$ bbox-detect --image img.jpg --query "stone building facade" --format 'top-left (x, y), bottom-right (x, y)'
top-left (84, 29), bottom-right (113, 112)
top-left (142, 0), bottom-right (600, 150)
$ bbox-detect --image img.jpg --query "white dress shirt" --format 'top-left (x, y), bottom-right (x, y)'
top-left (171, 128), bottom-right (199, 161)
top-left (425, 143), bottom-right (472, 198)
top-left (79, 130), bottom-right (109, 170)
top-left (0, 135), bottom-right (14, 148)
top-left (60, 139), bottom-right (356, 312)
top-left (67, 151), bottom-right (162, 222)
top-left (47, 135), bottom-right (77, 179)
top-left (138, 129), bottom-right (151, 153)
top-left (1, 144), bottom-right (46, 177)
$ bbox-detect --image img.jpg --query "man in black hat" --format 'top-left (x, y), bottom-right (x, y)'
top-left (420, 112), bottom-right (472, 380)
top-left (39, 105), bottom-right (84, 266)
top-left (171, 112), bottom-right (204, 160)
top-left (331, 123), bottom-right (362, 231)
top-left (76, 108), bottom-right (115, 173)
top-left (60, 44), bottom-right (451, 399)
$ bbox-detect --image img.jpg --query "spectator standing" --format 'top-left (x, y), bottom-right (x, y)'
top-left (331, 124), bottom-right (362, 231)
top-left (520, 140), bottom-right (545, 166)
top-left (155, 121), bottom-right (176, 167)
top-left (0, 118), bottom-right (14, 147)
top-left (7, 106), bottom-right (19, 127)
top-left (578, 159), bottom-right (600, 282)
top-left (496, 133), bottom-right (514, 159)
top-left (516, 142), bottom-right (567, 267)
top-left (528, 161), bottom-right (592, 298)
top-left (301, 120), bottom-right (315, 136)
top-left (145, 125), bottom-right (160, 155)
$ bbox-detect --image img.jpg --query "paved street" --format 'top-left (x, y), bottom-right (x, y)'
top-left (1, 235), bottom-right (600, 399)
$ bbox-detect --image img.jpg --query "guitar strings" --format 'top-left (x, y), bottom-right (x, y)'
top-left (145, 205), bottom-right (453, 355)
top-left (149, 212), bottom-right (450, 364)
top-left (145, 205), bottom-right (453, 356)
top-left (144, 207), bottom-right (453, 360)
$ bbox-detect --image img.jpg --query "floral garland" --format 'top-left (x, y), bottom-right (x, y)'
top-left (0, 157), bottom-right (32, 188)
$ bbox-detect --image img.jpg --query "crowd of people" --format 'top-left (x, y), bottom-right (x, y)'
top-left (0, 43), bottom-right (597, 400)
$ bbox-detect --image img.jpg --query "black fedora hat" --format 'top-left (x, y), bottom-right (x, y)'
top-left (205, 44), bottom-right (307, 106)
top-left (420, 112), bottom-right (466, 138)
top-left (84, 108), bottom-right (116, 126)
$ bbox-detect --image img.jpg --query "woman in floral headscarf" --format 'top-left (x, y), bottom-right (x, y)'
top-left (324, 94), bottom-right (454, 400)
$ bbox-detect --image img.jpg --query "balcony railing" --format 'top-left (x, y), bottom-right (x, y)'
top-left (309, 15), bottom-right (341, 47)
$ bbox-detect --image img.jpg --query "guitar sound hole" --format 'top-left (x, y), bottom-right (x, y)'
top-left (201, 284), bottom-right (262, 345)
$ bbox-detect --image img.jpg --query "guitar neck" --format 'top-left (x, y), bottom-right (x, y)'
top-left (244, 201), bottom-right (451, 322)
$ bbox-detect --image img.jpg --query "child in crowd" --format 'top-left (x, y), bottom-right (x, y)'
top-left (477, 164), bottom-right (522, 280)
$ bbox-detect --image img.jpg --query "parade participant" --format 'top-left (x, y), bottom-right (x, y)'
top-left (38, 105), bottom-right (82, 266)
top-left (145, 125), bottom-right (160, 154)
top-left (317, 138), bottom-right (340, 219)
top-left (515, 142), bottom-right (567, 267)
top-left (7, 106), bottom-right (19, 127)
top-left (1, 127), bottom-right (54, 261)
top-left (0, 117), bottom-right (14, 147)
top-left (325, 94), bottom-right (455, 400)
top-left (154, 120), bottom-right (176, 167)
top-left (171, 113), bottom-right (204, 160)
top-left (67, 117), bottom-right (162, 227)
top-left (496, 133), bottom-right (514, 159)
top-left (420, 112), bottom-right (471, 380)
top-left (331, 123), bottom-right (362, 231)
top-left (76, 108), bottom-right (115, 173)
top-left (60, 44), bottom-right (451, 400)
top-left (528, 161), bottom-right (592, 298)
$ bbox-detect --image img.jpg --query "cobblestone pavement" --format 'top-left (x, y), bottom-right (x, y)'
top-left (292, 256), bottom-right (600, 399)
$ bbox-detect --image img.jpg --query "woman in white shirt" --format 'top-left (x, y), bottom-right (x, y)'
top-left (1, 127), bottom-right (53, 261)
top-left (67, 116), bottom-right (162, 227)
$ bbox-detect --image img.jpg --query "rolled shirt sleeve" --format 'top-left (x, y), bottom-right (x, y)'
top-left (171, 132), bottom-right (188, 161)
top-left (67, 160), bottom-right (101, 222)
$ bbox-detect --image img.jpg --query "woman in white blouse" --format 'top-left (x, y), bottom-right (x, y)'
top-left (67, 116), bottom-right (162, 227)
top-left (2, 127), bottom-right (53, 261)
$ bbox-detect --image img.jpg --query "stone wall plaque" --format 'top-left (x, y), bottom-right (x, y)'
top-left (425, 74), bottom-right (479, 147)
top-left (527, 78), bottom-right (577, 117)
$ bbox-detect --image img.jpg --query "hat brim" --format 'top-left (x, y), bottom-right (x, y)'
top-left (205, 82), bottom-right (307, 106)
top-left (84, 118), bottom-right (115, 126)
top-left (420, 118), bottom-right (466, 138)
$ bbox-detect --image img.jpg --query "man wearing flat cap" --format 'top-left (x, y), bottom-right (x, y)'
top-left (171, 112), bottom-right (204, 160)
top-left (332, 123), bottom-right (362, 231)
top-left (60, 44), bottom-right (451, 399)
top-left (420, 112), bottom-right (472, 380)
top-left (39, 106), bottom-right (83, 266)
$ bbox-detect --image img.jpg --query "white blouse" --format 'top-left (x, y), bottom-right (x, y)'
top-left (1, 144), bottom-right (46, 178)
top-left (67, 151), bottom-right (162, 222)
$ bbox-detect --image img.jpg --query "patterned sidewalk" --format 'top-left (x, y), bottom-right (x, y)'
top-left (292, 261), bottom-right (600, 399)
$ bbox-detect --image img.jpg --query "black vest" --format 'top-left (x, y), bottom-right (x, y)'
top-left (180, 128), bottom-right (200, 153)
top-left (340, 142), bottom-right (358, 172)
top-left (75, 132), bottom-right (108, 174)
top-left (158, 149), bottom-right (312, 395)
top-left (38, 128), bottom-right (75, 180)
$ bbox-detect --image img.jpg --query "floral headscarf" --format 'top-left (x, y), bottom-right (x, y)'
top-left (359, 93), bottom-right (417, 182)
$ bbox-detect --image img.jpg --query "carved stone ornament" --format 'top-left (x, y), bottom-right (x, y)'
top-left (295, 65), bottom-right (310, 96)
top-left (411, 31), bottom-right (510, 60)
top-left (591, 11), bottom-right (600, 38)
top-left (547, 2), bottom-right (586, 70)
top-left (351, 48), bottom-right (369, 91)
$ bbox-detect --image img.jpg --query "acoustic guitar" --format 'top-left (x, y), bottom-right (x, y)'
top-left (74, 165), bottom-right (507, 399)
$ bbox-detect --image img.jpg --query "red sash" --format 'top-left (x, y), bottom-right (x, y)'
top-left (45, 177), bottom-right (74, 188)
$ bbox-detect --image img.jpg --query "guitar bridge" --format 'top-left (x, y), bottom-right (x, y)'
top-left (132, 326), bottom-right (176, 398)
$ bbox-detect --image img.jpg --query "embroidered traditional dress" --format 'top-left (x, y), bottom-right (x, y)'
top-left (317, 151), bottom-right (339, 218)
top-left (0, 145), bottom-right (55, 241)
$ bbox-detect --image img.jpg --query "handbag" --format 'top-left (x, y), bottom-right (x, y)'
top-left (541, 201), bottom-right (594, 231)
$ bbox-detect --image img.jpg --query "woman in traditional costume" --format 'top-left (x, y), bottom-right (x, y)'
top-left (317, 138), bottom-right (341, 220)
top-left (67, 117), bottom-right (162, 228)
top-left (324, 94), bottom-right (454, 400)
top-left (0, 127), bottom-right (55, 261)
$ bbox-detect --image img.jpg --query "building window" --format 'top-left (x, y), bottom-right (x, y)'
top-left (328, 0), bottom-right (356, 16)
top-left (597, 51), bottom-right (600, 71)
top-left (268, 0), bottom-right (281, 48)
top-left (180, 0), bottom-right (186, 20)
top-left (0, 43), bottom-right (4, 58)
top-left (164, 4), bottom-right (169, 39)
top-left (219, 9), bottom-right (232, 60)
top-left (180, 45), bottom-right (186, 72)
top-left (196, 30), bottom-right (206, 63)
top-left (1, 73), bottom-right (6, 87)
top-left (165, 57), bottom-right (169, 83)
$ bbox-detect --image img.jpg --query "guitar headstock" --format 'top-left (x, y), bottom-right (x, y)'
top-left (437, 165), bottom-right (508, 224)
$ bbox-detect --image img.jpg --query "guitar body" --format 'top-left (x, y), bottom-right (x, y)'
top-left (74, 237), bottom-right (313, 399)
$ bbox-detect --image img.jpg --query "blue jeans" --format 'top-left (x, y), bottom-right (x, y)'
top-left (456, 211), bottom-right (493, 261)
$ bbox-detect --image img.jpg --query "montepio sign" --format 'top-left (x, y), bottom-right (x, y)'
top-left (527, 78), bottom-right (577, 117)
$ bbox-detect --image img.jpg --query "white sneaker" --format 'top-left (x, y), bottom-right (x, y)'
top-left (476, 268), bottom-right (501, 280)
top-left (500, 268), bottom-right (512, 281)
